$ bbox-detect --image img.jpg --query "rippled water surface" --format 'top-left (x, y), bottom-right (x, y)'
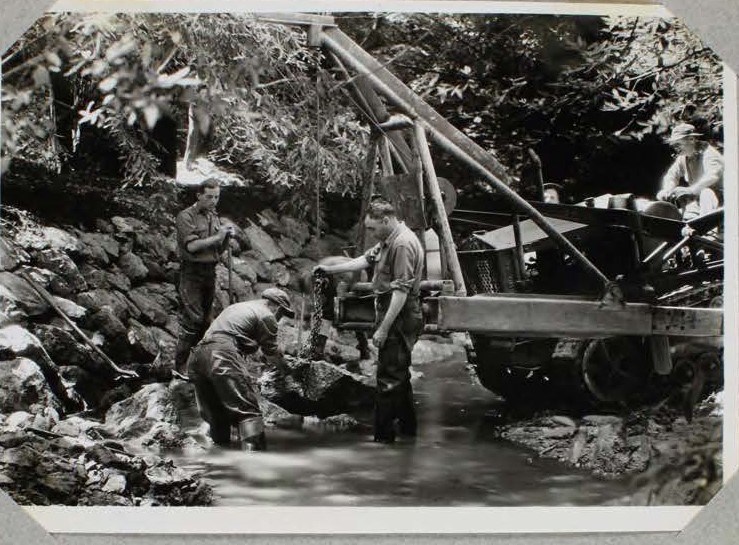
top-left (174, 352), bottom-right (632, 506)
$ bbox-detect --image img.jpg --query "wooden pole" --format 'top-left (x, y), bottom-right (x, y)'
top-left (322, 29), bottom-right (610, 290)
top-left (512, 214), bottom-right (526, 281)
top-left (357, 139), bottom-right (379, 256)
top-left (413, 122), bottom-right (466, 296)
top-left (227, 245), bottom-right (234, 304)
top-left (379, 137), bottom-right (394, 177)
top-left (19, 272), bottom-right (139, 379)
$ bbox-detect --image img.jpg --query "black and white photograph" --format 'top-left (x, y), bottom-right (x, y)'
top-left (0, 0), bottom-right (734, 534)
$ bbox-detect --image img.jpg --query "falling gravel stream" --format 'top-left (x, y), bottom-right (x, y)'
top-left (172, 348), bottom-right (632, 506)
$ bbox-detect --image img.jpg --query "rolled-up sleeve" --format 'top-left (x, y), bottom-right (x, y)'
top-left (390, 244), bottom-right (417, 293)
top-left (176, 210), bottom-right (199, 249)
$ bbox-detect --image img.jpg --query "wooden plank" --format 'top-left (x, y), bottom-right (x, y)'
top-left (437, 295), bottom-right (723, 338)
top-left (652, 306), bottom-right (724, 337)
top-left (322, 27), bottom-right (512, 186)
top-left (415, 122), bottom-right (467, 295)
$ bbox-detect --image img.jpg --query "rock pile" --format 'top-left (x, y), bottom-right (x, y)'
top-left (0, 202), bottom-right (356, 412)
top-left (495, 395), bottom-right (723, 505)
top-left (0, 411), bottom-right (212, 506)
top-left (0, 194), bottom-right (376, 505)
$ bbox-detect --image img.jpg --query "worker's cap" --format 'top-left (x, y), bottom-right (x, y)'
top-left (261, 287), bottom-right (295, 317)
top-left (668, 123), bottom-right (703, 143)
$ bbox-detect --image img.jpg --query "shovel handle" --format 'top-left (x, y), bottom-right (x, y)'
top-left (19, 271), bottom-right (139, 380)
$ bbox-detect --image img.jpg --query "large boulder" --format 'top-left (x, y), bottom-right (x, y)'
top-left (270, 262), bottom-right (291, 287)
top-left (241, 251), bottom-right (273, 282)
top-left (127, 319), bottom-right (160, 362)
top-left (277, 236), bottom-right (302, 258)
top-left (18, 265), bottom-right (74, 298)
top-left (260, 358), bottom-right (375, 417)
top-left (103, 383), bottom-right (205, 453)
top-left (80, 265), bottom-right (132, 292)
top-left (86, 307), bottom-right (128, 340)
top-left (103, 383), bottom-right (177, 438)
top-left (215, 264), bottom-right (253, 303)
top-left (31, 325), bottom-right (96, 370)
top-left (135, 231), bottom-right (177, 262)
top-left (77, 232), bottom-right (120, 261)
top-left (51, 296), bottom-right (88, 320)
top-left (281, 216), bottom-right (312, 246)
top-left (0, 325), bottom-right (84, 413)
top-left (111, 216), bottom-right (148, 236)
top-left (128, 286), bottom-right (171, 326)
top-left (76, 289), bottom-right (140, 321)
top-left (0, 271), bottom-right (49, 320)
top-left (0, 238), bottom-right (30, 271)
top-left (231, 257), bottom-right (258, 284)
top-left (118, 251), bottom-right (149, 284)
top-left (32, 249), bottom-right (87, 293)
top-left (0, 357), bottom-right (61, 414)
top-left (243, 222), bottom-right (285, 262)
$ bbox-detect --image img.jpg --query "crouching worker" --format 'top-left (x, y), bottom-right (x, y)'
top-left (187, 288), bottom-right (294, 451)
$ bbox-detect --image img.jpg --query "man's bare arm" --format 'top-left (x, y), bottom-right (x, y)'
top-left (315, 255), bottom-right (370, 275)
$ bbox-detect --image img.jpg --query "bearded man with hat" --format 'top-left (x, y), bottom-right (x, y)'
top-left (186, 287), bottom-right (294, 451)
top-left (656, 122), bottom-right (724, 218)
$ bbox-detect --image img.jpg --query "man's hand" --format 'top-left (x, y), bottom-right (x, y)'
top-left (372, 326), bottom-right (388, 349)
top-left (313, 264), bottom-right (329, 276)
top-left (219, 224), bottom-right (236, 242)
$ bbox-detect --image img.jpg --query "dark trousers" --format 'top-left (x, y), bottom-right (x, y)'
top-left (187, 335), bottom-right (263, 445)
top-left (175, 262), bottom-right (216, 374)
top-left (374, 295), bottom-right (423, 442)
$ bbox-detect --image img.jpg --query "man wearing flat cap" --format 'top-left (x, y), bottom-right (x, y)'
top-left (657, 122), bottom-right (723, 218)
top-left (186, 287), bottom-right (294, 451)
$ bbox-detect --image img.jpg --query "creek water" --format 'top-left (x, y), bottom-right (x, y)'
top-left (172, 348), bottom-right (632, 506)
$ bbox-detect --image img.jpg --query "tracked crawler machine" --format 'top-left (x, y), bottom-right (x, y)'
top-left (258, 13), bottom-right (725, 408)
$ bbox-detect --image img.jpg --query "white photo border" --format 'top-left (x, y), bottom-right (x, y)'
top-left (1, 0), bottom-right (738, 540)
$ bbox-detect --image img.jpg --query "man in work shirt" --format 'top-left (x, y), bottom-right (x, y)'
top-left (315, 198), bottom-right (425, 444)
top-left (174, 178), bottom-right (235, 378)
top-left (656, 122), bottom-right (724, 218)
top-left (187, 288), bottom-right (294, 451)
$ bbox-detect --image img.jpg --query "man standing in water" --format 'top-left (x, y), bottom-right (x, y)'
top-left (315, 198), bottom-right (424, 444)
top-left (174, 178), bottom-right (234, 378)
top-left (187, 287), bottom-right (294, 451)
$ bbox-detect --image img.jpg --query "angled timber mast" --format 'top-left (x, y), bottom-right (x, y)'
top-left (252, 13), bottom-right (723, 349)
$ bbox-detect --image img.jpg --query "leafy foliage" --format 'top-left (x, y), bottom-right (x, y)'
top-left (341, 13), bottom-right (722, 199)
top-left (2, 13), bottom-right (370, 217)
top-left (2, 12), bottom-right (724, 209)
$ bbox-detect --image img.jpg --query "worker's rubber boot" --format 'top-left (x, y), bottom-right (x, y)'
top-left (242, 432), bottom-right (267, 452)
top-left (237, 418), bottom-right (266, 451)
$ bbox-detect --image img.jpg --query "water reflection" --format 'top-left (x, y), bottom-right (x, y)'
top-left (174, 353), bottom-right (632, 506)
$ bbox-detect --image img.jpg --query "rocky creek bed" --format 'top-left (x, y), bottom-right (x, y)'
top-left (0, 176), bottom-right (726, 507)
